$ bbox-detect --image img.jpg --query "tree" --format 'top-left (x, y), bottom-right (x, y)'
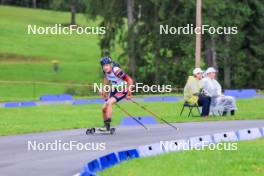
top-left (71, 0), bottom-right (77, 25)
top-left (86, 0), bottom-right (196, 85)
top-left (51, 0), bottom-right (87, 25)
top-left (32, 0), bottom-right (37, 8)
top-left (85, 0), bottom-right (262, 88)
top-left (127, 0), bottom-right (136, 81)
top-left (239, 0), bottom-right (264, 88)
top-left (203, 0), bottom-right (251, 88)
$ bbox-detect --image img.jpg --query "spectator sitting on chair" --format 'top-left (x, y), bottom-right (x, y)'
top-left (202, 67), bottom-right (237, 116)
top-left (183, 68), bottom-right (211, 118)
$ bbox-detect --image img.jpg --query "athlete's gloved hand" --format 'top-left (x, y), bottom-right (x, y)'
top-left (100, 91), bottom-right (108, 101)
top-left (126, 92), bottom-right (132, 100)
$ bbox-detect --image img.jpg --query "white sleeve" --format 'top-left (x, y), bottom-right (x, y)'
top-left (201, 78), bottom-right (212, 97)
top-left (215, 80), bottom-right (222, 96)
top-left (112, 66), bottom-right (120, 73)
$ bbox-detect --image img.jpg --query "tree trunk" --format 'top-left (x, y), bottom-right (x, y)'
top-left (127, 0), bottom-right (136, 81)
top-left (205, 36), bottom-right (218, 80)
top-left (71, 0), bottom-right (77, 25)
top-left (224, 58), bottom-right (231, 88)
top-left (205, 36), bottom-right (217, 68)
top-left (223, 35), bottom-right (231, 88)
top-left (154, 4), bottom-right (160, 84)
top-left (195, 0), bottom-right (202, 67)
top-left (32, 0), bottom-right (37, 8)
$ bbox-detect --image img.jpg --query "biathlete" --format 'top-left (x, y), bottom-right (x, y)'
top-left (99, 57), bottom-right (133, 131)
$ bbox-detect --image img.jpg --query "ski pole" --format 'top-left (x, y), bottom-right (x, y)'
top-left (101, 93), bottom-right (148, 130)
top-left (115, 103), bottom-right (148, 130)
top-left (129, 99), bottom-right (179, 131)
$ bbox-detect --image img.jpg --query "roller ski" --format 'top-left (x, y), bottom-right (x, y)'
top-left (86, 127), bottom-right (116, 135)
top-left (86, 118), bottom-right (115, 135)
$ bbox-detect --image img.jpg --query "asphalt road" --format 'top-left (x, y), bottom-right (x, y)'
top-left (0, 120), bottom-right (264, 176)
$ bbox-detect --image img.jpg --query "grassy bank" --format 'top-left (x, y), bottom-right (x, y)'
top-left (0, 98), bottom-right (263, 136)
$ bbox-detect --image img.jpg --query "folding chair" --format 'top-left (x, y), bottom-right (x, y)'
top-left (180, 101), bottom-right (201, 117)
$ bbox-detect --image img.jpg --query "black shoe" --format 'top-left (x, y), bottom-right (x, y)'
top-left (222, 111), bottom-right (227, 116)
top-left (98, 126), bottom-right (109, 132)
top-left (104, 118), bottom-right (111, 131)
top-left (99, 119), bottom-right (111, 131)
top-left (231, 110), bottom-right (235, 116)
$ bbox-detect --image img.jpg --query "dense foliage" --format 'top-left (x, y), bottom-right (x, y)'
top-left (85, 0), bottom-right (264, 88)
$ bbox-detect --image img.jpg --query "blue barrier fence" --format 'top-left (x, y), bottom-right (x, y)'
top-left (39, 94), bottom-right (73, 101)
top-left (120, 116), bottom-right (157, 126)
top-left (4, 101), bottom-right (36, 108)
top-left (2, 89), bottom-right (262, 108)
top-left (224, 89), bottom-right (257, 98)
top-left (1, 95), bottom-right (183, 108)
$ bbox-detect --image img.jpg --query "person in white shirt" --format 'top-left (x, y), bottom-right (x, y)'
top-left (202, 67), bottom-right (237, 116)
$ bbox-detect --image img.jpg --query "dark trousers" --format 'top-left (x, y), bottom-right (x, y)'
top-left (198, 96), bottom-right (211, 117)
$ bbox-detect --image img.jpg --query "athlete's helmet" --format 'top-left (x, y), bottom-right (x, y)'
top-left (100, 57), bottom-right (112, 66)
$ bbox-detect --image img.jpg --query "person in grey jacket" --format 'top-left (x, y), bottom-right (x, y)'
top-left (202, 67), bottom-right (237, 116)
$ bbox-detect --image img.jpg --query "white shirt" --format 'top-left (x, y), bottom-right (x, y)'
top-left (201, 77), bottom-right (222, 97)
top-left (105, 66), bottom-right (126, 86)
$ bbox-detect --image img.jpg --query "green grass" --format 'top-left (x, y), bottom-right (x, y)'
top-left (0, 5), bottom-right (109, 100)
top-left (0, 5), bottom-right (126, 100)
top-left (0, 83), bottom-right (65, 101)
top-left (0, 5), bottom-right (102, 83)
top-left (0, 98), bottom-right (263, 136)
top-left (100, 138), bottom-right (264, 176)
